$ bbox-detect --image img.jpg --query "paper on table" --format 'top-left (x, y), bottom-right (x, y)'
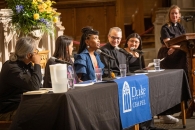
top-left (147, 69), bottom-right (165, 72)
top-left (147, 63), bottom-right (154, 68)
top-left (134, 69), bottom-right (165, 74)
top-left (23, 90), bottom-right (49, 95)
top-left (39, 88), bottom-right (53, 91)
top-left (146, 58), bottom-right (165, 68)
top-left (74, 82), bottom-right (94, 87)
top-left (135, 73), bottom-right (148, 75)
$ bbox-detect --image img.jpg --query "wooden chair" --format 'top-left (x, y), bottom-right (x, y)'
top-left (0, 121), bottom-right (12, 130)
top-left (38, 50), bottom-right (49, 69)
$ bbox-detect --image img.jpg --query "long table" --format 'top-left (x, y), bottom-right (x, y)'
top-left (10, 69), bottom-right (191, 130)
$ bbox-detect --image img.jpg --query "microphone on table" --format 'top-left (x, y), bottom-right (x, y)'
top-left (181, 15), bottom-right (193, 22)
top-left (114, 47), bottom-right (133, 75)
top-left (129, 47), bottom-right (145, 73)
top-left (96, 49), bottom-right (115, 80)
top-left (130, 47), bottom-right (143, 54)
top-left (51, 57), bottom-right (72, 65)
top-left (114, 47), bottom-right (132, 57)
top-left (96, 49), bottom-right (115, 60)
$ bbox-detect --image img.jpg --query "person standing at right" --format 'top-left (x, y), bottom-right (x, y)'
top-left (157, 5), bottom-right (186, 124)
top-left (158, 5), bottom-right (187, 73)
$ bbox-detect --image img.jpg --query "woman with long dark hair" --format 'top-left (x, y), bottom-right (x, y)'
top-left (74, 26), bottom-right (104, 81)
top-left (43, 35), bottom-right (78, 88)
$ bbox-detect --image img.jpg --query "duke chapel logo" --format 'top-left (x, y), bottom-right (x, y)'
top-left (122, 81), bottom-right (147, 113)
top-left (123, 81), bottom-right (132, 113)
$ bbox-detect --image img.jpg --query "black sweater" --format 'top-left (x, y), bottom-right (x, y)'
top-left (0, 60), bottom-right (42, 113)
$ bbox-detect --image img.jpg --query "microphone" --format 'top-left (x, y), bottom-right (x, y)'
top-left (130, 47), bottom-right (143, 53)
top-left (51, 57), bottom-right (72, 65)
top-left (114, 47), bottom-right (132, 57)
top-left (96, 49), bottom-right (115, 60)
top-left (181, 15), bottom-right (193, 22)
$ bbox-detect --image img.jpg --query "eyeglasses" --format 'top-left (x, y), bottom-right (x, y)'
top-left (109, 35), bottom-right (122, 40)
top-left (33, 49), bottom-right (39, 54)
top-left (129, 40), bottom-right (140, 44)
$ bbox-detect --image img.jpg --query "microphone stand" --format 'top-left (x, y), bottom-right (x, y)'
top-left (108, 58), bottom-right (111, 78)
top-left (126, 56), bottom-right (134, 76)
top-left (134, 51), bottom-right (147, 73)
top-left (139, 52), bottom-right (143, 70)
top-left (103, 58), bottom-right (116, 81)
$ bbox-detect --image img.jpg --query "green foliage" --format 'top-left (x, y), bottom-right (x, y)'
top-left (6, 0), bottom-right (60, 35)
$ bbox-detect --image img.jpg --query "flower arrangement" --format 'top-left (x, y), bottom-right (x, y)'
top-left (6, 0), bottom-right (61, 35)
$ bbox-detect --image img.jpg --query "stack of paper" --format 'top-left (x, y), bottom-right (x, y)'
top-left (74, 82), bottom-right (94, 87)
top-left (23, 89), bottom-right (49, 95)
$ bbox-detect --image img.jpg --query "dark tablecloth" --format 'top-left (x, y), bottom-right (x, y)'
top-left (10, 69), bottom-right (191, 130)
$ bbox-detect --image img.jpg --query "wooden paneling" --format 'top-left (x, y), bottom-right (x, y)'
top-left (124, 0), bottom-right (162, 24)
top-left (55, 0), bottom-right (117, 43)
top-left (58, 8), bottom-right (74, 36)
top-left (106, 6), bottom-right (116, 38)
top-left (1, 0), bottom-right (164, 41)
top-left (38, 50), bottom-right (49, 69)
top-left (0, 1), bottom-right (6, 9)
top-left (75, 7), bottom-right (105, 34)
top-left (115, 0), bottom-right (125, 38)
top-left (56, 0), bottom-right (115, 9)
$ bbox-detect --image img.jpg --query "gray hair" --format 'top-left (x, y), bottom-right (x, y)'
top-left (10, 37), bottom-right (36, 61)
top-left (108, 27), bottom-right (122, 35)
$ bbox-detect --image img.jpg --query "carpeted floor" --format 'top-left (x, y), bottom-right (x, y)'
top-left (154, 113), bottom-right (195, 130)
top-left (154, 120), bottom-right (180, 129)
